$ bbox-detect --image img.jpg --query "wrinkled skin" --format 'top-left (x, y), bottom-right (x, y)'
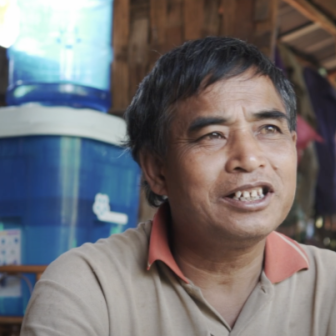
top-left (146, 70), bottom-right (297, 249)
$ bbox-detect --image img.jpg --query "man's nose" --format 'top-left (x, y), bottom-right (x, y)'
top-left (224, 130), bottom-right (266, 173)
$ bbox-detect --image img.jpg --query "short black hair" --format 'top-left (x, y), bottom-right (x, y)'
top-left (125, 37), bottom-right (296, 207)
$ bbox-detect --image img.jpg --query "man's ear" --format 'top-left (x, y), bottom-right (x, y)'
top-left (139, 149), bottom-right (167, 197)
top-left (291, 131), bottom-right (297, 144)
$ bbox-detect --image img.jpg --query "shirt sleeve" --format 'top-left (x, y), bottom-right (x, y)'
top-left (20, 249), bottom-right (109, 336)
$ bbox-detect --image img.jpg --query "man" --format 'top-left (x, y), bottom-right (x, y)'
top-left (21, 37), bottom-right (336, 336)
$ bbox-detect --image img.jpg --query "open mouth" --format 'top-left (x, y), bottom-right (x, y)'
top-left (227, 186), bottom-right (271, 202)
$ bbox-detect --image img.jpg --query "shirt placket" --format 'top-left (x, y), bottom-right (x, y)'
top-left (180, 280), bottom-right (232, 336)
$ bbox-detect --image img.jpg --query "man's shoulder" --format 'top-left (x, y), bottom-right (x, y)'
top-left (22, 223), bottom-right (154, 335)
top-left (300, 243), bottom-right (336, 265)
top-left (42, 221), bottom-right (153, 283)
top-left (299, 243), bottom-right (336, 279)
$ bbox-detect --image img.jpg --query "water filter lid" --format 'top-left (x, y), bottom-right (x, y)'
top-left (0, 105), bottom-right (127, 146)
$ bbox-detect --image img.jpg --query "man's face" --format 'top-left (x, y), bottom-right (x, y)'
top-left (154, 71), bottom-right (297, 243)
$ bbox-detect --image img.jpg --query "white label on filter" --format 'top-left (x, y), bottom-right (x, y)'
top-left (92, 193), bottom-right (128, 225)
top-left (0, 229), bottom-right (21, 297)
top-left (0, 230), bottom-right (21, 266)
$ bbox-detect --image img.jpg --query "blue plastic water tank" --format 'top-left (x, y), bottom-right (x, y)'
top-left (7, 0), bottom-right (113, 112)
top-left (0, 106), bottom-right (141, 316)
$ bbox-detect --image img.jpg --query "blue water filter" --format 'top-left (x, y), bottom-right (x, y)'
top-left (0, 106), bottom-right (141, 316)
top-left (6, 0), bottom-right (113, 112)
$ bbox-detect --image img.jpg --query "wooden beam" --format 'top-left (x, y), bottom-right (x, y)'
top-left (0, 316), bottom-right (23, 324)
top-left (322, 56), bottom-right (336, 70)
top-left (0, 265), bottom-right (47, 281)
top-left (280, 22), bottom-right (320, 42)
top-left (312, 0), bottom-right (336, 19)
top-left (304, 35), bottom-right (335, 53)
top-left (283, 0), bottom-right (336, 37)
top-left (0, 265), bottom-right (47, 274)
top-left (282, 44), bottom-right (320, 67)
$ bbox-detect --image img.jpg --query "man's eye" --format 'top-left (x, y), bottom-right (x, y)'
top-left (204, 132), bottom-right (223, 140)
top-left (260, 125), bottom-right (280, 135)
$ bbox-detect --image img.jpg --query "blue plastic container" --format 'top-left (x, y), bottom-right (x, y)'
top-left (0, 106), bottom-right (141, 316)
top-left (7, 0), bottom-right (113, 112)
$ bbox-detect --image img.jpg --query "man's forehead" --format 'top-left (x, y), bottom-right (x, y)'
top-left (201, 73), bottom-right (278, 101)
top-left (174, 74), bottom-right (286, 123)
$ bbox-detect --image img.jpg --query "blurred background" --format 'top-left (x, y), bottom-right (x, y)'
top-left (0, 0), bottom-right (336, 334)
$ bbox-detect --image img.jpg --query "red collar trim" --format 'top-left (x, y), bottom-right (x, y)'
top-left (264, 231), bottom-right (309, 283)
top-left (147, 203), bottom-right (189, 283)
top-left (147, 203), bottom-right (309, 284)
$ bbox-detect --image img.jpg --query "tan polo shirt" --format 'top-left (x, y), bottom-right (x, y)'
top-left (21, 204), bottom-right (336, 336)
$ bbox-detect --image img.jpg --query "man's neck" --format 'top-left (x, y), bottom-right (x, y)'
top-left (172, 227), bottom-right (266, 328)
top-left (173, 235), bottom-right (265, 285)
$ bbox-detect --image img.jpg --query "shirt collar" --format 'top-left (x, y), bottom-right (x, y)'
top-left (147, 202), bottom-right (309, 284)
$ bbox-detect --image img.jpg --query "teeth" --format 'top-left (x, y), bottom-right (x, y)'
top-left (235, 191), bottom-right (242, 198)
top-left (232, 187), bottom-right (266, 202)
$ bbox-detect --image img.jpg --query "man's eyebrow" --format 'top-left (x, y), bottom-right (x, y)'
top-left (253, 110), bottom-right (290, 124)
top-left (187, 116), bottom-right (228, 133)
top-left (187, 110), bottom-right (290, 133)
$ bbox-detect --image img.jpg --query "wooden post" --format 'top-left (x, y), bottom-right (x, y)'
top-left (111, 0), bottom-right (130, 114)
top-left (219, 0), bottom-right (237, 37)
top-left (149, 0), bottom-right (167, 68)
top-left (221, 0), bottom-right (279, 58)
top-left (128, 0), bottom-right (150, 99)
top-left (253, 0), bottom-right (279, 59)
top-left (203, 0), bottom-right (221, 37)
top-left (165, 0), bottom-right (184, 51)
top-left (184, 0), bottom-right (204, 40)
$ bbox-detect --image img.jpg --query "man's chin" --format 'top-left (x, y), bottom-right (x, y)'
top-left (209, 215), bottom-right (280, 245)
